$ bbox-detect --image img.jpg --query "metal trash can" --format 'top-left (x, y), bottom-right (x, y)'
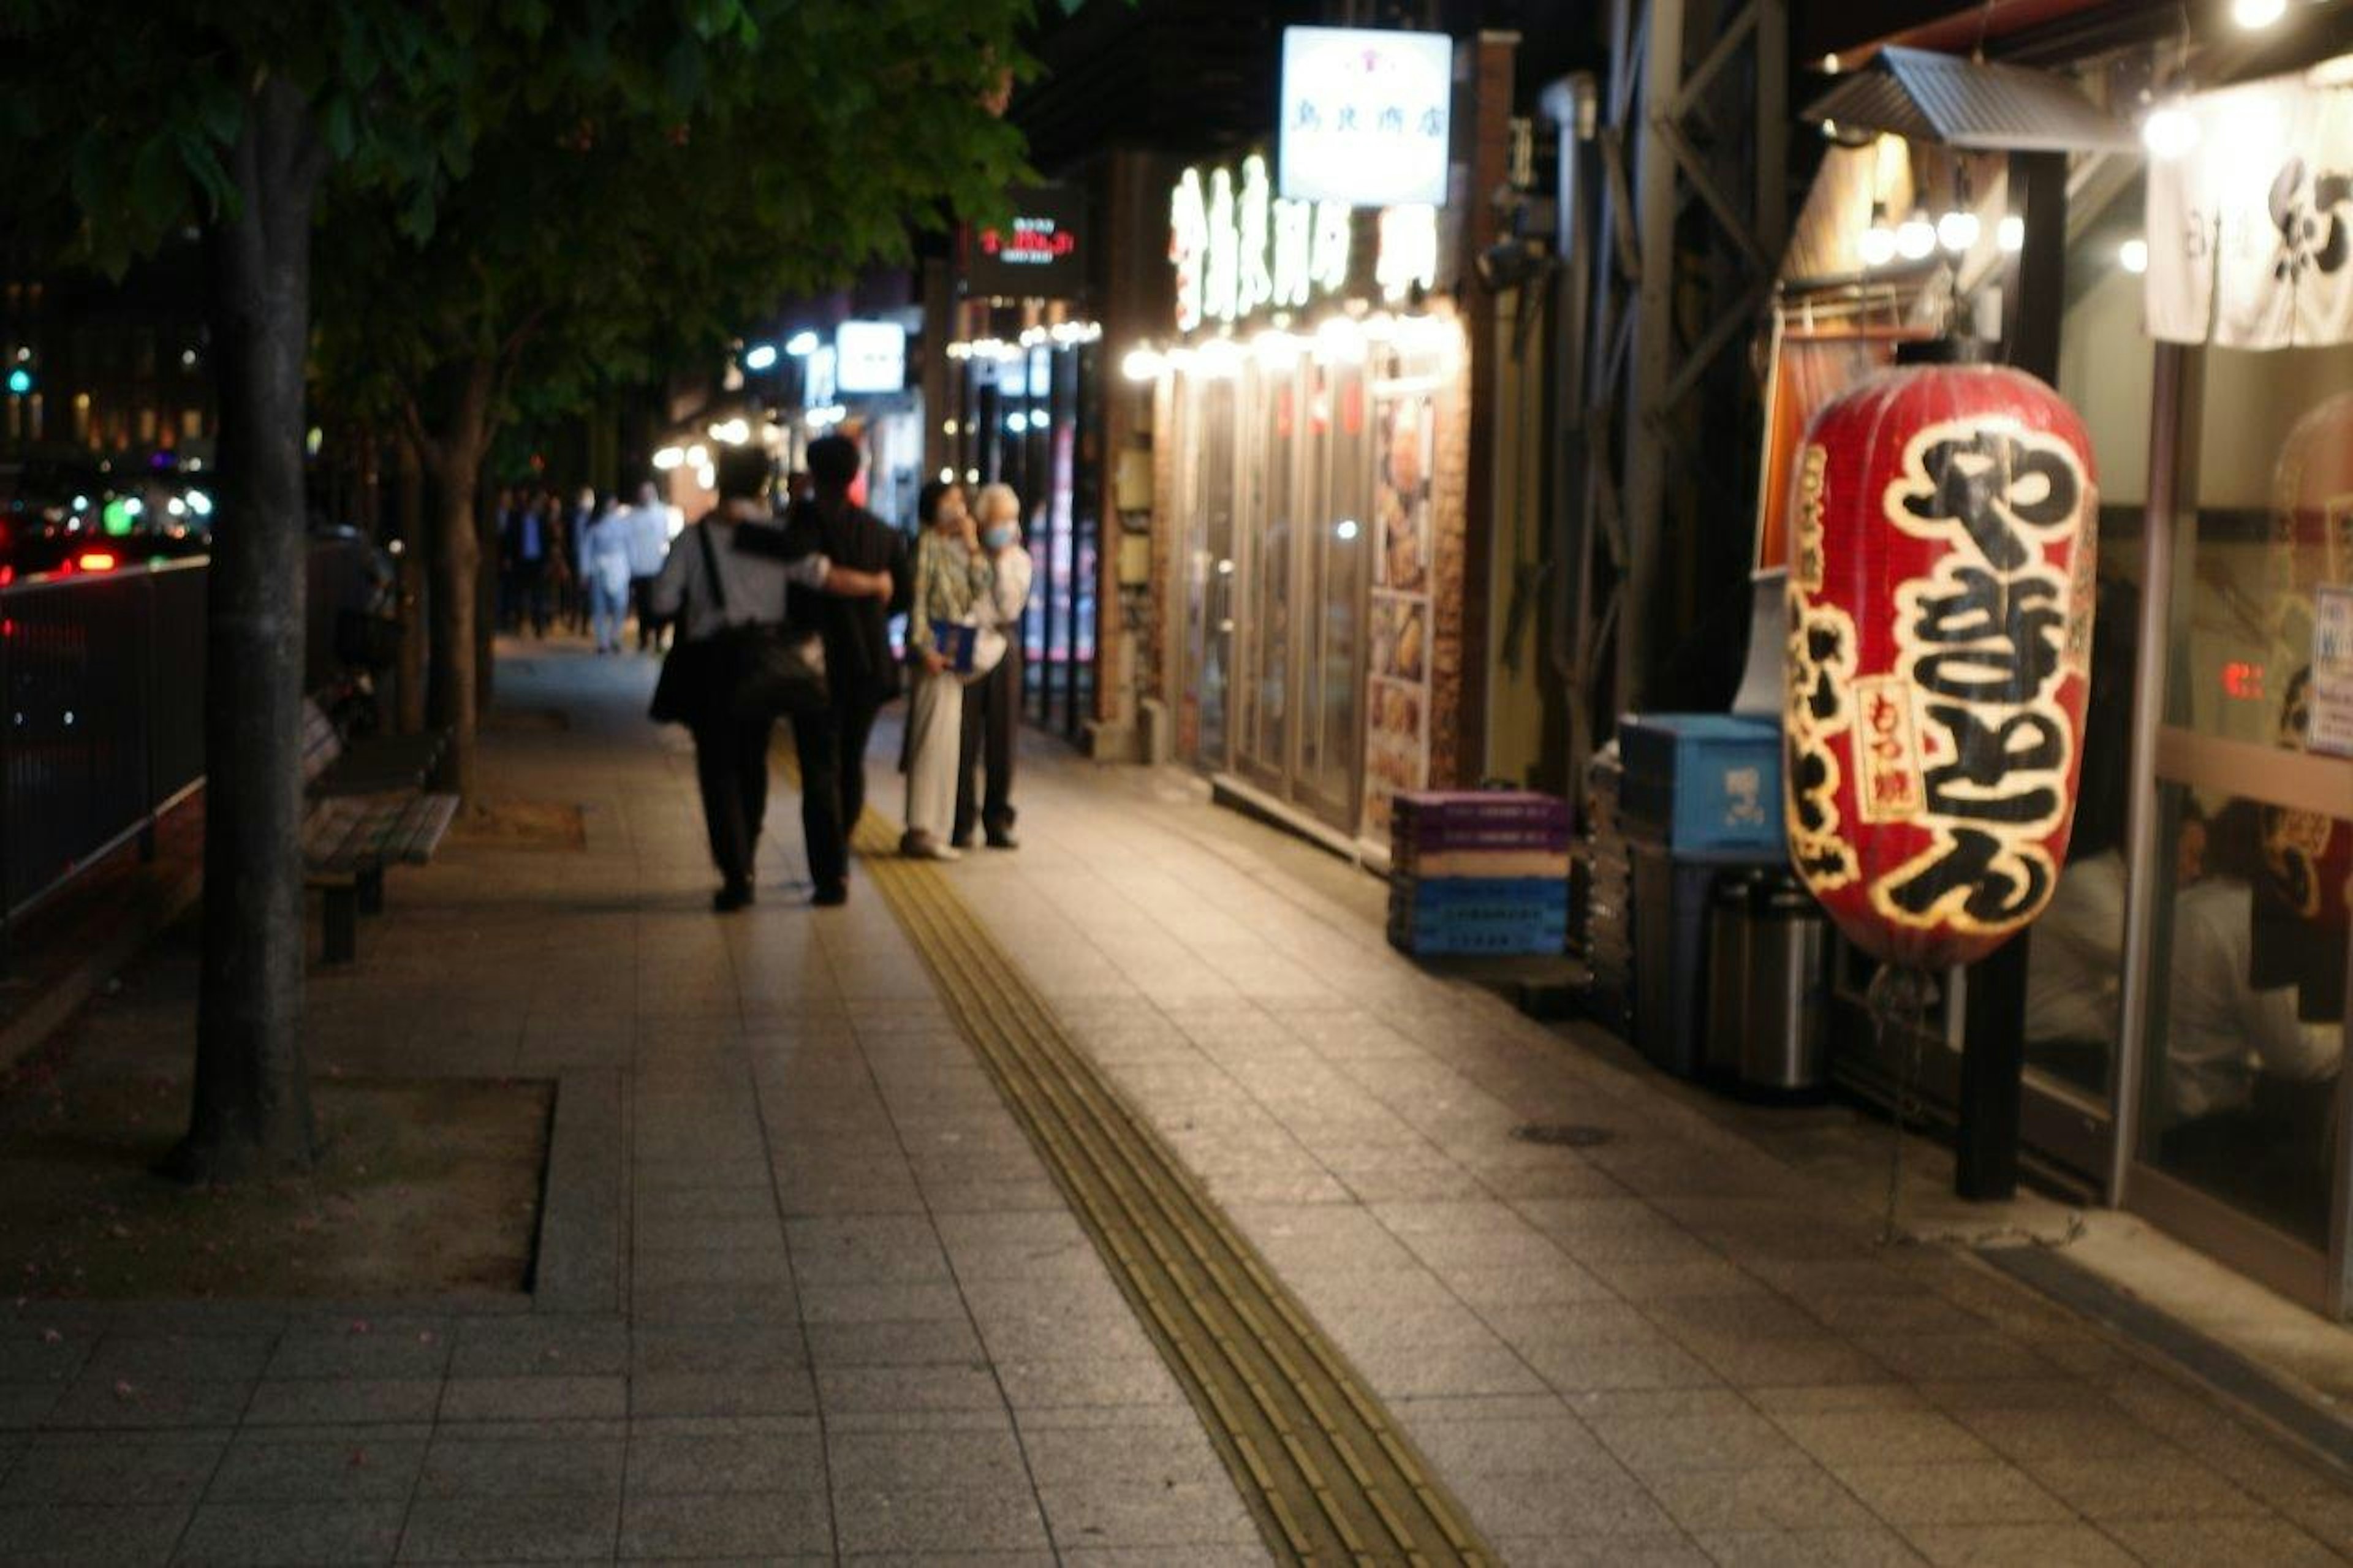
top-left (1703, 870), bottom-right (1761, 1082)
top-left (1738, 871), bottom-right (1829, 1094)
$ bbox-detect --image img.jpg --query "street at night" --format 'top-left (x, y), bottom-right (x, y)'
top-left (5, 1), bottom-right (2353, 1564)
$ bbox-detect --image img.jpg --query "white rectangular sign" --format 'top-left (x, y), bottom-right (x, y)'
top-left (835, 320), bottom-right (906, 395)
top-left (2146, 76), bottom-right (2353, 349)
top-left (1278, 26), bottom-right (1453, 210)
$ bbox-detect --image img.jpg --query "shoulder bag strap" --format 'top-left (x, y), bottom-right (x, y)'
top-left (693, 521), bottom-right (731, 622)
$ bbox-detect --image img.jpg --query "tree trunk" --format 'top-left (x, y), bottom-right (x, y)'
top-left (423, 360), bottom-right (494, 801)
top-left (170, 76), bottom-right (328, 1182)
top-left (395, 434), bottom-right (429, 735)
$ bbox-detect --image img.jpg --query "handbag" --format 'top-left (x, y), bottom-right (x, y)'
top-left (647, 523), bottom-right (828, 725)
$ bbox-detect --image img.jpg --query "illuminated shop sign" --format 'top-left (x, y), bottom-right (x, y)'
top-left (1171, 154), bottom-right (1354, 333)
top-left (965, 184), bottom-right (1088, 301)
top-left (1278, 26), bottom-right (1454, 210)
top-left (835, 320), bottom-right (907, 395)
top-left (1169, 154), bottom-right (1446, 333)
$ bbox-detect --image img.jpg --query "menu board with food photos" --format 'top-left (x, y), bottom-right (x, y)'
top-left (1365, 391), bottom-right (1435, 841)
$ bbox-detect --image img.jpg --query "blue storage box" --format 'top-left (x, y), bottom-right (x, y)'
top-left (1618, 713), bottom-right (1783, 855)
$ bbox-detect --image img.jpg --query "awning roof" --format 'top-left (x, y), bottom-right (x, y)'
top-left (1800, 46), bottom-right (2136, 153)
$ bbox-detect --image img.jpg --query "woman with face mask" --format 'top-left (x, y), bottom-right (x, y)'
top-left (956, 483), bottom-right (1033, 849)
top-left (901, 480), bottom-right (992, 860)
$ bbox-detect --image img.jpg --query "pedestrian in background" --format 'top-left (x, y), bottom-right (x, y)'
top-left (776, 435), bottom-right (912, 905)
top-left (504, 488), bottom-right (557, 637)
top-left (580, 496), bottom-right (635, 654)
top-left (648, 446), bottom-right (893, 911)
top-left (621, 480), bottom-right (675, 652)
top-left (901, 479), bottom-right (990, 861)
top-left (955, 482), bottom-right (1032, 851)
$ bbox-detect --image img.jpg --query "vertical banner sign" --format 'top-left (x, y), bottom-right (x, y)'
top-left (1784, 363), bottom-right (2099, 970)
top-left (1365, 390), bottom-right (1436, 840)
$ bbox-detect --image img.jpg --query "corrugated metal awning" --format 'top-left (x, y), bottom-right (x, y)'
top-left (1801, 46), bottom-right (2135, 153)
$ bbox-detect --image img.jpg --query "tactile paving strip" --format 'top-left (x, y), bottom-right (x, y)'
top-left (853, 816), bottom-right (1493, 1565)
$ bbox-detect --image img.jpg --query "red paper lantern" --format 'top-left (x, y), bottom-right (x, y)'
top-left (1783, 361), bottom-right (2099, 972)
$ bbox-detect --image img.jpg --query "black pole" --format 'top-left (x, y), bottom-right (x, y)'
top-left (1953, 150), bottom-right (2069, 1203)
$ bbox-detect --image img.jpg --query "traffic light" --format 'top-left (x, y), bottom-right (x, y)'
top-left (4, 368), bottom-right (30, 396)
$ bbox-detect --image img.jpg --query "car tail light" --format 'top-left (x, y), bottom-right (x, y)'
top-left (74, 550), bottom-right (118, 573)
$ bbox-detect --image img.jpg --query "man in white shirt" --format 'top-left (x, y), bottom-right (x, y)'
top-left (955, 483), bottom-right (1035, 850)
top-left (646, 449), bottom-right (891, 911)
top-left (622, 481), bottom-right (676, 653)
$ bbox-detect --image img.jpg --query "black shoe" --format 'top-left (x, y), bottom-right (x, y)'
top-left (713, 881), bottom-right (754, 912)
top-left (985, 827), bottom-right (1019, 850)
top-left (949, 833), bottom-right (973, 851)
top-left (812, 881), bottom-right (849, 907)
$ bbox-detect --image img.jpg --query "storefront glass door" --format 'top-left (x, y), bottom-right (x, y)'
top-left (1180, 374), bottom-right (1237, 771)
top-left (1297, 358), bottom-right (1370, 830)
top-left (2128, 340), bottom-right (2353, 1310)
top-left (1234, 363), bottom-right (1297, 794)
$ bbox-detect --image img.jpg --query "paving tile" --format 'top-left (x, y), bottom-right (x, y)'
top-left (993, 1357), bottom-right (1188, 1412)
top-left (1520, 1337), bottom-right (1721, 1394)
top-left (830, 1486), bottom-right (1053, 1555)
top-left (2102, 1517), bottom-right (2344, 1567)
top-left (1449, 1467), bottom-right (1681, 1537)
top-left (0, 1431), bottom-right (226, 1505)
top-left (241, 1379), bottom-right (440, 1427)
top-left (828, 1424), bottom-right (1031, 1493)
top-left (173, 1500), bottom-right (405, 1565)
top-left (42, 1377), bottom-right (251, 1431)
top-left (624, 1426), bottom-right (825, 1493)
top-left (816, 1364), bottom-right (1004, 1418)
top-left (1397, 1415), bottom-right (1618, 1479)
top-left (1591, 1409), bottom-right (1817, 1477)
top-left (437, 1376), bottom-right (624, 1423)
top-left (1904, 1523), bottom-right (2142, 1567)
top-left (805, 1318), bottom-right (985, 1367)
top-left (1832, 1461), bottom-right (2072, 1527)
top-left (0, 1501), bottom-right (189, 1565)
top-left (445, 1320), bottom-right (629, 1379)
top-left (395, 1493), bottom-right (621, 1562)
top-left (205, 1434), bottom-right (426, 1502)
top-left (1773, 1410), bottom-right (1997, 1469)
top-left (629, 1368), bottom-right (817, 1418)
top-left (1644, 1465), bottom-right (1879, 1533)
top-left (414, 1434), bottom-right (624, 1498)
top-left (629, 1323), bottom-right (806, 1375)
top-left (83, 1336), bottom-right (276, 1385)
top-left (795, 1281), bottom-right (970, 1326)
top-left (262, 1330), bottom-right (451, 1382)
top-left (2018, 1453), bottom-right (2265, 1521)
top-left (616, 1490), bottom-right (831, 1557)
top-left (1484, 1535), bottom-right (1711, 1567)
top-left (1692, 1526), bottom-right (1928, 1566)
top-left (1034, 1477), bottom-right (1260, 1550)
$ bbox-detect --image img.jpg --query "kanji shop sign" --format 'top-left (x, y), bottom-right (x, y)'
top-left (1784, 363), bottom-right (2099, 971)
top-left (965, 184), bottom-right (1087, 301)
top-left (1279, 26), bottom-right (1453, 209)
top-left (1170, 156), bottom-right (1352, 333)
top-left (2146, 75), bottom-right (2353, 348)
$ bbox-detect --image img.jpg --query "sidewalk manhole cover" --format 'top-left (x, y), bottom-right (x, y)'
top-left (1512, 1123), bottom-right (1615, 1148)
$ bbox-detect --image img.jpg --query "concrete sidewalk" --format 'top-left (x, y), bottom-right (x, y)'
top-left (0, 639), bottom-right (2347, 1565)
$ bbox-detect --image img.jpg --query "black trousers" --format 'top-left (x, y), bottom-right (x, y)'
top-left (790, 693), bottom-right (882, 889)
top-left (631, 576), bottom-right (666, 651)
top-left (955, 642), bottom-right (1020, 843)
top-left (691, 713), bottom-right (776, 887)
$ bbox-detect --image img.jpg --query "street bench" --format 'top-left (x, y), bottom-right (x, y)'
top-left (300, 700), bottom-right (459, 964)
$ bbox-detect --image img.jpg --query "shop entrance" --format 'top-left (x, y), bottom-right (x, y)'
top-left (2121, 341), bottom-right (2353, 1314)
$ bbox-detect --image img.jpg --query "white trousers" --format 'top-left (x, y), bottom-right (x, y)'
top-left (904, 668), bottom-right (964, 841)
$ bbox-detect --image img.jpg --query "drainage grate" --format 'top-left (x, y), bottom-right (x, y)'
top-left (1512, 1123), bottom-right (1616, 1148)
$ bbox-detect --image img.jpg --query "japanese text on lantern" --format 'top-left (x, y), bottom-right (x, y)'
top-left (1785, 585), bottom-right (1859, 890)
top-left (1876, 422), bottom-right (2091, 936)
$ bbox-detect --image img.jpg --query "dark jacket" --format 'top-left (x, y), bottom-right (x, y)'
top-left (780, 495), bottom-right (911, 702)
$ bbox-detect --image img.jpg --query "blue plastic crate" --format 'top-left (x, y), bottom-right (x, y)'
top-left (1618, 713), bottom-right (1783, 855)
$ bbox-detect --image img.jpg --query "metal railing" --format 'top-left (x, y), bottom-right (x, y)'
top-left (0, 536), bottom-right (374, 924)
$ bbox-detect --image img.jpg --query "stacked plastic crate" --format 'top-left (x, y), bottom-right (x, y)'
top-left (1387, 792), bottom-right (1572, 956)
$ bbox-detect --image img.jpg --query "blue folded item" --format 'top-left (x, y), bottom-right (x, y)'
top-left (929, 620), bottom-right (979, 675)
